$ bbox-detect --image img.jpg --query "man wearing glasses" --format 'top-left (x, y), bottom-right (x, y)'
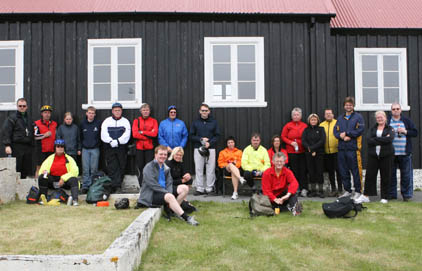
top-left (190, 104), bottom-right (220, 195)
top-left (387, 103), bottom-right (418, 201)
top-left (2, 98), bottom-right (34, 179)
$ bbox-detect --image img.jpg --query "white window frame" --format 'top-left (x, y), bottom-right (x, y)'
top-left (0, 40), bottom-right (24, 111)
top-left (204, 37), bottom-right (266, 108)
top-left (83, 38), bottom-right (142, 110)
top-left (354, 48), bottom-right (409, 111)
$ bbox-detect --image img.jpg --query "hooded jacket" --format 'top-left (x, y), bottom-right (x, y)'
top-left (190, 115), bottom-right (220, 149)
top-left (158, 118), bottom-right (188, 149)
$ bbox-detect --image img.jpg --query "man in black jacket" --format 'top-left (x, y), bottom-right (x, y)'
top-left (1, 98), bottom-right (33, 178)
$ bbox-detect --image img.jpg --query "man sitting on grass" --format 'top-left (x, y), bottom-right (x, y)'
top-left (261, 152), bottom-right (302, 216)
top-left (136, 145), bottom-right (199, 226)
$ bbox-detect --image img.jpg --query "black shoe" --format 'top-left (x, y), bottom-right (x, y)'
top-left (181, 201), bottom-right (197, 214)
top-left (318, 191), bottom-right (325, 198)
top-left (193, 190), bottom-right (206, 196)
top-left (207, 190), bottom-right (219, 196)
top-left (403, 197), bottom-right (412, 202)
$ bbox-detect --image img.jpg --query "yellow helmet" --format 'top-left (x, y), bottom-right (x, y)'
top-left (40, 105), bottom-right (53, 112)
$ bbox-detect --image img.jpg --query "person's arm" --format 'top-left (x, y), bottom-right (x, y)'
top-left (373, 127), bottom-right (395, 145)
top-left (143, 165), bottom-right (169, 194)
top-left (180, 122), bottom-right (188, 148)
top-left (101, 119), bottom-right (113, 143)
top-left (61, 155), bottom-right (79, 181)
top-left (405, 118), bottom-right (418, 138)
top-left (241, 148), bottom-right (252, 171)
top-left (333, 121), bottom-right (341, 140)
top-left (2, 117), bottom-right (13, 147)
top-left (56, 125), bottom-right (63, 140)
top-left (281, 124), bottom-right (293, 145)
top-left (208, 120), bottom-right (220, 147)
top-left (117, 118), bottom-right (132, 145)
top-left (217, 150), bottom-right (227, 168)
top-left (262, 148), bottom-right (271, 171)
top-left (347, 115), bottom-right (365, 138)
top-left (38, 154), bottom-right (53, 176)
top-left (76, 125), bottom-right (82, 152)
top-left (235, 150), bottom-right (242, 168)
top-left (132, 118), bottom-right (147, 140)
top-left (286, 169), bottom-right (299, 194)
top-left (158, 122), bottom-right (169, 146)
top-left (142, 119), bottom-right (158, 139)
top-left (301, 129), bottom-right (309, 150)
top-left (261, 170), bottom-right (277, 202)
top-left (189, 120), bottom-right (201, 144)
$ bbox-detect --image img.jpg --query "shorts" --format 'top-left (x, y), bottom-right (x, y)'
top-left (151, 191), bottom-right (167, 206)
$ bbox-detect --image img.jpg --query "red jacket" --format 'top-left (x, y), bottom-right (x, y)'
top-left (262, 166), bottom-right (298, 202)
top-left (267, 148), bottom-right (289, 166)
top-left (281, 121), bottom-right (307, 153)
top-left (34, 119), bottom-right (57, 153)
top-left (132, 117), bottom-right (158, 150)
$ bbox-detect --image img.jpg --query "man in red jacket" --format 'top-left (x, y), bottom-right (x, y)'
top-left (262, 152), bottom-right (302, 216)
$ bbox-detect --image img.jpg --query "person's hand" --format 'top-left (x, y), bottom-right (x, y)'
top-left (344, 136), bottom-right (351, 141)
top-left (274, 198), bottom-right (283, 205)
top-left (291, 141), bottom-right (298, 148)
top-left (205, 142), bottom-right (210, 148)
top-left (312, 152), bottom-right (316, 157)
top-left (110, 140), bottom-right (118, 148)
top-left (5, 146), bottom-right (12, 155)
top-left (58, 179), bottom-right (64, 187)
top-left (77, 151), bottom-right (81, 156)
top-left (43, 170), bottom-right (48, 175)
top-left (182, 173), bottom-right (191, 182)
top-left (201, 137), bottom-right (209, 142)
top-left (256, 171), bottom-right (262, 177)
top-left (340, 132), bottom-right (346, 139)
top-left (398, 127), bottom-right (407, 134)
top-left (167, 146), bottom-right (172, 153)
top-left (44, 131), bottom-right (51, 137)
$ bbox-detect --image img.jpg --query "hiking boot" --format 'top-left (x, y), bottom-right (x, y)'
top-left (186, 215), bottom-right (199, 226)
top-left (289, 201), bottom-right (303, 216)
top-left (67, 196), bottom-right (73, 206)
top-left (239, 177), bottom-right (246, 185)
top-left (72, 200), bottom-right (79, 206)
top-left (231, 192), bottom-right (239, 200)
top-left (339, 191), bottom-right (351, 198)
top-left (181, 201), bottom-right (197, 214)
top-left (193, 190), bottom-right (206, 196)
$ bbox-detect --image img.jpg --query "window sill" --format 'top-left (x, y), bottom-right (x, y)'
top-left (82, 102), bottom-right (143, 110)
top-left (355, 104), bottom-right (410, 111)
top-left (0, 104), bottom-right (19, 111)
top-left (205, 101), bottom-right (267, 108)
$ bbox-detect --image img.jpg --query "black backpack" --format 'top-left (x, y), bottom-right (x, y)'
top-left (322, 197), bottom-right (363, 218)
top-left (26, 186), bottom-right (40, 204)
top-left (48, 189), bottom-right (69, 203)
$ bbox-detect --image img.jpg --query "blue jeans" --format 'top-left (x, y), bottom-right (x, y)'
top-left (82, 148), bottom-right (100, 189)
top-left (390, 154), bottom-right (413, 199)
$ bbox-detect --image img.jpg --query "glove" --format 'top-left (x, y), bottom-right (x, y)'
top-left (110, 140), bottom-right (119, 148)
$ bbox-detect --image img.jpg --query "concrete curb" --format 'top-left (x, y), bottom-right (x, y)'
top-left (0, 208), bottom-right (161, 271)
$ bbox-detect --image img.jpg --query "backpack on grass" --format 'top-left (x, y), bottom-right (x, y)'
top-left (322, 197), bottom-right (363, 218)
top-left (26, 186), bottom-right (40, 204)
top-left (86, 175), bottom-right (113, 204)
top-left (249, 193), bottom-right (275, 217)
top-left (48, 189), bottom-right (69, 203)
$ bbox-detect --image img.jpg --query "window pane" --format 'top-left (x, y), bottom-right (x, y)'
top-left (238, 64), bottom-right (255, 81)
top-left (93, 66), bottom-right (111, 83)
top-left (238, 45), bottom-right (255, 62)
top-left (362, 71), bottom-right (378, 87)
top-left (383, 55), bottom-right (399, 71)
top-left (238, 82), bottom-right (256, 99)
top-left (118, 84), bottom-right (136, 100)
top-left (0, 85), bottom-right (15, 102)
top-left (213, 83), bottom-right (232, 100)
top-left (362, 88), bottom-right (378, 104)
top-left (362, 55), bottom-right (377, 71)
top-left (93, 47), bottom-right (111, 64)
top-left (118, 65), bottom-right (135, 82)
top-left (0, 67), bottom-right (15, 84)
top-left (384, 72), bottom-right (399, 87)
top-left (384, 88), bottom-right (400, 104)
top-left (0, 49), bottom-right (15, 66)
top-left (214, 64), bottom-right (231, 81)
top-left (93, 84), bottom-right (111, 101)
top-left (118, 47), bottom-right (135, 64)
top-left (213, 45), bottom-right (230, 62)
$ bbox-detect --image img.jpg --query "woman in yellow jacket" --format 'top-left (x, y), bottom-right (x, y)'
top-left (218, 136), bottom-right (246, 200)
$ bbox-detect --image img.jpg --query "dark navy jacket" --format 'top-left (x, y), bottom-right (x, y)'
top-left (190, 115), bottom-right (220, 149)
top-left (80, 119), bottom-right (101, 149)
top-left (387, 115), bottom-right (418, 155)
top-left (334, 111), bottom-right (365, 151)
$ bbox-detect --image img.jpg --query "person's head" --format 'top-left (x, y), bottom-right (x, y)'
top-left (40, 105), bottom-right (53, 121)
top-left (307, 113), bottom-right (320, 126)
top-left (199, 104), bottom-right (210, 119)
top-left (16, 98), bottom-right (28, 113)
top-left (111, 102), bottom-right (123, 119)
top-left (291, 107), bottom-right (302, 122)
top-left (154, 145), bottom-right (168, 164)
top-left (226, 136), bottom-right (236, 149)
top-left (273, 152), bottom-right (286, 171)
top-left (86, 106), bottom-right (96, 121)
top-left (168, 105), bottom-right (177, 120)
top-left (54, 139), bottom-right (65, 156)
top-left (324, 108), bottom-right (334, 122)
top-left (63, 112), bottom-right (73, 125)
top-left (271, 135), bottom-right (281, 150)
top-left (375, 111), bottom-right (387, 126)
top-left (391, 102), bottom-right (402, 118)
top-left (250, 132), bottom-right (261, 149)
top-left (168, 146), bottom-right (184, 162)
top-left (343, 97), bottom-right (355, 113)
top-left (140, 103), bottom-right (151, 119)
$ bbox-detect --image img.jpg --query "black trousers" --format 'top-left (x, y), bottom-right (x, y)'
top-left (38, 175), bottom-right (79, 200)
top-left (105, 146), bottom-right (127, 190)
top-left (136, 149), bottom-right (154, 187)
top-left (324, 153), bottom-right (342, 191)
top-left (270, 191), bottom-right (299, 211)
top-left (11, 143), bottom-right (33, 179)
top-left (305, 152), bottom-right (324, 185)
top-left (243, 170), bottom-right (258, 187)
top-left (364, 154), bottom-right (393, 199)
top-left (289, 153), bottom-right (308, 190)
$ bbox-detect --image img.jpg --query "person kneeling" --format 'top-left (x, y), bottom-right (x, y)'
top-left (38, 139), bottom-right (80, 206)
top-left (262, 152), bottom-right (302, 216)
top-left (136, 145), bottom-right (199, 226)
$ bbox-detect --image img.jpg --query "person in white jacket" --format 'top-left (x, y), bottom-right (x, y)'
top-left (101, 103), bottom-right (131, 193)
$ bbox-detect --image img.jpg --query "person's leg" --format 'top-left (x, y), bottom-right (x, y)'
top-left (38, 175), bottom-right (49, 197)
top-left (289, 153), bottom-right (302, 189)
top-left (389, 156), bottom-right (398, 199)
top-left (305, 153), bottom-right (316, 195)
top-left (337, 151), bottom-right (352, 193)
top-left (243, 170), bottom-right (255, 187)
top-left (379, 155), bottom-right (392, 200)
top-left (176, 184), bottom-right (189, 204)
top-left (315, 153), bottom-right (325, 196)
top-left (164, 193), bottom-right (184, 216)
top-left (12, 143), bottom-right (25, 178)
top-left (116, 147), bottom-right (127, 188)
top-left (105, 148), bottom-right (120, 190)
top-left (325, 154), bottom-right (336, 191)
top-left (205, 149), bottom-right (216, 193)
top-left (348, 150), bottom-right (362, 194)
top-left (226, 164), bottom-right (240, 193)
top-left (333, 153), bottom-right (342, 192)
top-left (63, 177), bottom-right (79, 201)
top-left (82, 148), bottom-right (91, 189)
top-left (364, 155), bottom-right (379, 196)
top-left (193, 148), bottom-right (205, 192)
top-left (398, 155), bottom-right (412, 199)
top-left (90, 148), bottom-right (100, 185)
top-left (298, 153), bottom-right (308, 191)
top-left (136, 150), bottom-right (146, 188)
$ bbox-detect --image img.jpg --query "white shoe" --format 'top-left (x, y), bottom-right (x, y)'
top-left (67, 196), bottom-right (73, 206)
top-left (354, 194), bottom-right (370, 204)
top-left (239, 177), bottom-right (246, 185)
top-left (73, 200), bottom-right (79, 206)
top-left (380, 199), bottom-right (388, 204)
top-left (231, 192), bottom-right (239, 200)
top-left (352, 192), bottom-right (361, 200)
top-left (301, 189), bottom-right (308, 197)
top-left (339, 191), bottom-right (351, 198)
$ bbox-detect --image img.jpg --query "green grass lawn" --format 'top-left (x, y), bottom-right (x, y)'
top-left (139, 200), bottom-right (422, 271)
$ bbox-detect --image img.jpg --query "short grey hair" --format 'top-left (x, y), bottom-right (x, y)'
top-left (391, 102), bottom-right (401, 110)
top-left (273, 151), bottom-right (286, 162)
top-left (291, 107), bottom-right (302, 118)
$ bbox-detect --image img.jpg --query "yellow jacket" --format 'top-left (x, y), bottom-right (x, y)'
top-left (241, 145), bottom-right (271, 172)
top-left (320, 119), bottom-right (338, 154)
top-left (38, 153), bottom-right (79, 181)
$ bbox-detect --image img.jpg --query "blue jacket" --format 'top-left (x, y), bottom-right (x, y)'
top-left (158, 118), bottom-right (188, 148)
top-left (80, 119), bottom-right (101, 149)
top-left (334, 111), bottom-right (365, 151)
top-left (190, 115), bottom-right (220, 149)
top-left (387, 115), bottom-right (418, 155)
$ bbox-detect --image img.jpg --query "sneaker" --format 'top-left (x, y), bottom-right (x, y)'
top-left (380, 199), bottom-right (388, 204)
top-left (193, 190), bottom-right (205, 196)
top-left (354, 194), bottom-right (370, 204)
top-left (352, 192), bottom-right (361, 200)
top-left (67, 196), bottom-right (73, 206)
top-left (289, 201), bottom-right (303, 216)
top-left (239, 177), bottom-right (246, 185)
top-left (72, 200), bottom-right (79, 206)
top-left (231, 192), bottom-right (239, 200)
top-left (339, 191), bottom-right (352, 198)
top-left (300, 189), bottom-right (308, 197)
top-left (186, 215), bottom-right (199, 226)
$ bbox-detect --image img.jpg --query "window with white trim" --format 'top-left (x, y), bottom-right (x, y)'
top-left (0, 41), bottom-right (24, 111)
top-left (354, 48), bottom-right (409, 111)
top-left (84, 39), bottom-right (142, 109)
top-left (204, 37), bottom-right (266, 108)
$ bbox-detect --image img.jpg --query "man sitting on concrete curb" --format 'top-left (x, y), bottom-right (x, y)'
top-left (136, 145), bottom-right (199, 226)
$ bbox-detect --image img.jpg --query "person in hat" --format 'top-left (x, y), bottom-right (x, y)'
top-left (158, 105), bottom-right (188, 153)
top-left (101, 102), bottom-right (131, 193)
top-left (38, 139), bottom-right (80, 206)
top-left (34, 104), bottom-right (57, 178)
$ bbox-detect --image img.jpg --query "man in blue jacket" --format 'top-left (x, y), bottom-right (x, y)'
top-left (158, 105), bottom-right (188, 153)
top-left (334, 97), bottom-right (365, 200)
top-left (190, 104), bottom-right (220, 195)
top-left (387, 103), bottom-right (418, 201)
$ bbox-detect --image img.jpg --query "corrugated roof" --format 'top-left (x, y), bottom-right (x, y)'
top-left (0, 0), bottom-right (336, 15)
top-left (331, 0), bottom-right (422, 28)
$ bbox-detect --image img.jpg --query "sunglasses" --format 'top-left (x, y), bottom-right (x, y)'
top-left (200, 110), bottom-right (209, 112)
top-left (56, 145), bottom-right (65, 148)
top-left (392, 108), bottom-right (401, 111)
top-left (18, 105), bottom-right (27, 108)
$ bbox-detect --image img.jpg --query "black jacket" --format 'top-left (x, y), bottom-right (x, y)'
top-left (1, 111), bottom-right (33, 146)
top-left (367, 124), bottom-right (395, 158)
top-left (166, 159), bottom-right (190, 186)
top-left (190, 115), bottom-right (220, 149)
top-left (302, 125), bottom-right (326, 154)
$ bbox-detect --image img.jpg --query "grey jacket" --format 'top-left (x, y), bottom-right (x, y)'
top-left (56, 123), bottom-right (81, 155)
top-left (137, 159), bottom-right (173, 207)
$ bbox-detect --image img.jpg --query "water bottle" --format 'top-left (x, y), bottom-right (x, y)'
top-left (294, 139), bottom-right (299, 152)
